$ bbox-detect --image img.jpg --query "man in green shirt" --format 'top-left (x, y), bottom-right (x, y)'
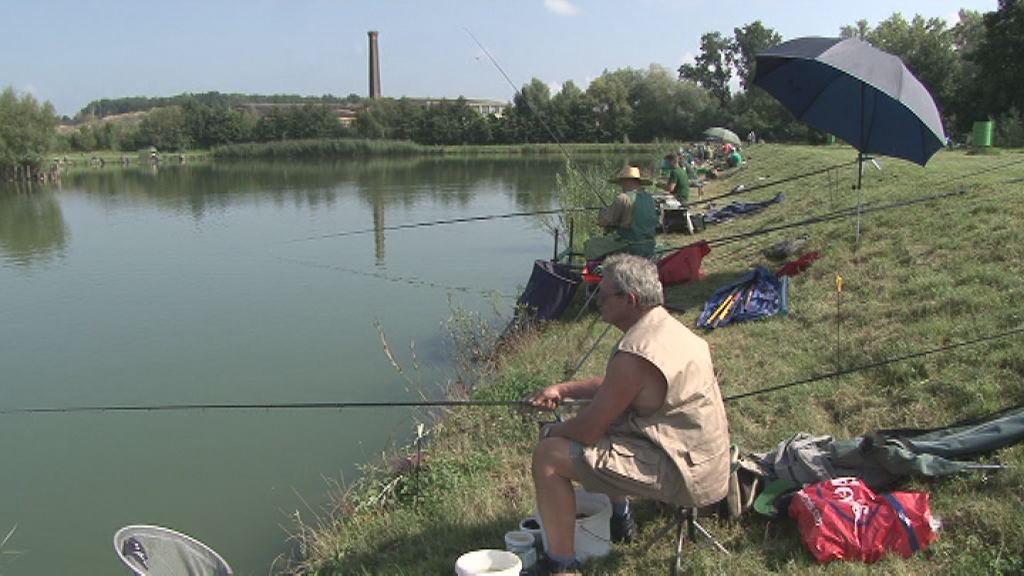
top-left (662, 153), bottom-right (689, 203)
top-left (661, 153), bottom-right (693, 234)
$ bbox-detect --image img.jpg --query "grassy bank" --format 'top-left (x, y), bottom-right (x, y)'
top-left (50, 149), bottom-right (210, 164)
top-left (290, 143), bottom-right (1024, 575)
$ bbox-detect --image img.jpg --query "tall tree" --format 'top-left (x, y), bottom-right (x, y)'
top-left (732, 21), bottom-right (782, 90)
top-left (549, 80), bottom-right (589, 142)
top-left (0, 87), bottom-right (57, 174)
top-left (585, 69), bottom-right (641, 142)
top-left (947, 9), bottom-right (986, 133)
top-left (969, 0), bottom-right (1024, 119)
top-left (631, 65), bottom-right (715, 142)
top-left (631, 65), bottom-right (681, 142)
top-left (135, 106), bottom-right (191, 151)
top-left (679, 32), bottom-right (734, 107)
top-left (510, 78), bottom-right (554, 143)
top-left (840, 20), bottom-right (871, 39)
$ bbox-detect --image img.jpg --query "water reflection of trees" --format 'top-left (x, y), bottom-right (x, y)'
top-left (57, 157), bottom-right (568, 218)
top-left (0, 184), bottom-right (69, 267)
top-left (51, 157), bottom-right (611, 264)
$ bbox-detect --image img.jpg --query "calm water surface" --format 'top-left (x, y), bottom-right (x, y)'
top-left (0, 157), bottom-right (567, 574)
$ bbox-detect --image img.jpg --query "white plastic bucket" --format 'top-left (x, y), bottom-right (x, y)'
top-left (518, 517), bottom-right (543, 546)
top-left (538, 489), bottom-right (612, 561)
top-left (454, 549), bottom-right (522, 576)
top-left (504, 530), bottom-right (537, 570)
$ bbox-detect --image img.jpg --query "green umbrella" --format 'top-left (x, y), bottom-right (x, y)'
top-left (703, 127), bottom-right (741, 145)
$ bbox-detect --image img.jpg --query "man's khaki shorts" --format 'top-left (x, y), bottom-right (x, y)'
top-left (571, 435), bottom-right (685, 503)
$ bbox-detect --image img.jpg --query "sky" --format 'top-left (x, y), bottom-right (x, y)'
top-left (0, 0), bottom-right (999, 117)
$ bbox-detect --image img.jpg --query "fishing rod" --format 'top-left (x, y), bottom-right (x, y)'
top-left (279, 157), bottom-right (850, 245)
top-left (656, 187), bottom-right (968, 253)
top-left (724, 325), bottom-right (1024, 402)
top-left (686, 160), bottom-right (858, 209)
top-left (0, 398), bottom-right (589, 416)
top-left (688, 155), bottom-right (1024, 212)
top-left (7, 324), bottom-right (1021, 415)
top-left (274, 155), bottom-right (1022, 246)
top-left (281, 206), bottom-right (600, 243)
top-left (653, 157), bottom-right (1024, 255)
top-left (700, 159), bottom-right (1024, 251)
top-left (947, 157), bottom-right (1024, 185)
top-left (465, 28), bottom-right (610, 209)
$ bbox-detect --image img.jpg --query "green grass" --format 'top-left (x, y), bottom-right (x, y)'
top-left (288, 144), bottom-right (1024, 575)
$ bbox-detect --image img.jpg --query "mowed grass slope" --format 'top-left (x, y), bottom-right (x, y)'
top-left (293, 144), bottom-right (1024, 575)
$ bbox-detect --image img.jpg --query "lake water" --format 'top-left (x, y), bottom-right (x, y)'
top-left (0, 157), bottom-right (569, 574)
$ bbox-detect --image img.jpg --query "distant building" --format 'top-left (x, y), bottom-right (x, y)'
top-left (364, 31), bottom-right (507, 118)
top-left (413, 97), bottom-right (508, 117)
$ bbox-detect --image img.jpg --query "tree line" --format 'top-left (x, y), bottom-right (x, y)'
top-left (3, 2), bottom-right (1022, 176)
top-left (72, 92), bottom-right (363, 123)
top-left (355, 4), bottom-right (1024, 147)
top-left (64, 99), bottom-right (351, 152)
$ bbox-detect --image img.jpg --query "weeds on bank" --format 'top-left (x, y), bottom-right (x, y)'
top-left (537, 158), bottom-right (620, 255)
top-left (289, 144), bottom-right (1024, 575)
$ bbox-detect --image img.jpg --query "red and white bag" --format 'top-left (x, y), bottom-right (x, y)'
top-left (788, 477), bottom-right (938, 563)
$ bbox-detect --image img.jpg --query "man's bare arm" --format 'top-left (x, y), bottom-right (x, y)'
top-left (548, 353), bottom-right (664, 445)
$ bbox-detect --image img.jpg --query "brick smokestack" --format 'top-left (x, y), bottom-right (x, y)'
top-left (368, 31), bottom-right (381, 99)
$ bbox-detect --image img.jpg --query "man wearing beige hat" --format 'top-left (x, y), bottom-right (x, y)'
top-left (583, 165), bottom-right (658, 261)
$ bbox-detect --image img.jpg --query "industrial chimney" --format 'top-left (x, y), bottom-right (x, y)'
top-left (368, 31), bottom-right (381, 99)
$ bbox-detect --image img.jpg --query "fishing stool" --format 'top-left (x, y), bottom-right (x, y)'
top-left (644, 506), bottom-right (729, 576)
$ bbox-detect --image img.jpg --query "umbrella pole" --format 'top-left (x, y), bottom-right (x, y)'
top-left (855, 152), bottom-right (864, 242)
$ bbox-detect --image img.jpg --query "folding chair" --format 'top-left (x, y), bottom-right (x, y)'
top-left (644, 506), bottom-right (729, 576)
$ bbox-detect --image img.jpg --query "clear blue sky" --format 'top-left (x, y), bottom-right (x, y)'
top-left (1, 0), bottom-right (998, 117)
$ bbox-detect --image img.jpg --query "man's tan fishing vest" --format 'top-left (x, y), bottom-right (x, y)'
top-left (612, 306), bottom-right (731, 506)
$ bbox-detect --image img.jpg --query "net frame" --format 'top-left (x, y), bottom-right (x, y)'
top-left (113, 525), bottom-right (233, 576)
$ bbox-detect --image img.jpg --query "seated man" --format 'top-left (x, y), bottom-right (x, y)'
top-left (583, 166), bottom-right (658, 261)
top-left (661, 153), bottom-right (689, 204)
top-left (528, 254), bottom-right (731, 575)
top-left (660, 153), bottom-right (694, 234)
top-left (727, 148), bottom-right (743, 168)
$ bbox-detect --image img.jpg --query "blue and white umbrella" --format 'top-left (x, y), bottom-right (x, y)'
top-left (754, 37), bottom-right (946, 238)
top-left (754, 36), bottom-right (945, 166)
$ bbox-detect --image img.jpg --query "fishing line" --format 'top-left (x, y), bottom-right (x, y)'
top-left (281, 206), bottom-right (600, 243)
top-left (724, 325), bottom-right (1024, 402)
top-left (275, 255), bottom-right (517, 299)
top-left (464, 28), bottom-right (610, 209)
